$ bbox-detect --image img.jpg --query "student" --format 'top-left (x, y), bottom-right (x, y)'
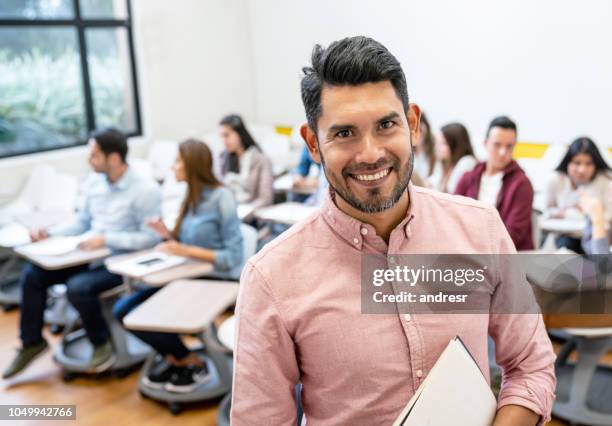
top-left (546, 137), bottom-right (612, 253)
top-left (231, 36), bottom-right (555, 425)
top-left (427, 122), bottom-right (476, 193)
top-left (219, 114), bottom-right (274, 208)
top-left (413, 112), bottom-right (435, 179)
top-left (3, 129), bottom-right (161, 379)
top-left (454, 116), bottom-right (534, 250)
top-left (113, 139), bottom-right (243, 392)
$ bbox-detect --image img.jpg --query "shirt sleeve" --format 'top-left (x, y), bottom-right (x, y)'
top-left (212, 190), bottom-right (243, 271)
top-left (104, 185), bottom-right (162, 251)
top-left (488, 209), bottom-right (556, 425)
top-left (231, 262), bottom-right (300, 425)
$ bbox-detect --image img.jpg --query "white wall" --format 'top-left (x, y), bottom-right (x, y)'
top-left (246, 0), bottom-right (612, 154)
top-left (132, 0), bottom-right (256, 140)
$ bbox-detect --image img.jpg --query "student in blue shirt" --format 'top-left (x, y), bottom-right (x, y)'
top-left (3, 129), bottom-right (161, 379)
top-left (113, 139), bottom-right (243, 393)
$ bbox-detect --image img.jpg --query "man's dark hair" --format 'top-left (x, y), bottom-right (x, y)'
top-left (486, 116), bottom-right (517, 138)
top-left (89, 128), bottom-right (128, 162)
top-left (300, 36), bottom-right (409, 132)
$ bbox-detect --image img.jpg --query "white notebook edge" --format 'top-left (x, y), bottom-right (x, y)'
top-left (392, 336), bottom-right (495, 426)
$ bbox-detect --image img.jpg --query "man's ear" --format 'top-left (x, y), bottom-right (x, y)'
top-left (407, 104), bottom-right (422, 146)
top-left (300, 123), bottom-right (322, 164)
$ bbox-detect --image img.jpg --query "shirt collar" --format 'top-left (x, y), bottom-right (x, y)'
top-left (106, 167), bottom-right (133, 191)
top-left (321, 183), bottom-right (417, 249)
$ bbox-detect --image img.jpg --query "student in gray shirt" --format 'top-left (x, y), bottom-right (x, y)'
top-left (3, 129), bottom-right (161, 379)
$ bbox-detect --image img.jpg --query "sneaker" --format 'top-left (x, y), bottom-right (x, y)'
top-left (2, 340), bottom-right (49, 379)
top-left (88, 340), bottom-right (115, 372)
top-left (142, 363), bottom-right (178, 390)
top-left (165, 364), bottom-right (210, 393)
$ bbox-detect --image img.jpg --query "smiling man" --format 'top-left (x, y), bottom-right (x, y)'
top-left (231, 36), bottom-right (555, 425)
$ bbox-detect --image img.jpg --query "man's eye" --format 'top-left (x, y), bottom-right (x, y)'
top-left (336, 129), bottom-right (353, 138)
top-left (380, 121), bottom-right (395, 130)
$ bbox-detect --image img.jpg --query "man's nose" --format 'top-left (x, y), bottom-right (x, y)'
top-left (355, 135), bottom-right (385, 165)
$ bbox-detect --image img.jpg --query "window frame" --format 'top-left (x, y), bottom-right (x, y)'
top-left (0, 0), bottom-right (142, 158)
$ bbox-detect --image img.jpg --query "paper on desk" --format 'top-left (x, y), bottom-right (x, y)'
top-left (23, 236), bottom-right (85, 256)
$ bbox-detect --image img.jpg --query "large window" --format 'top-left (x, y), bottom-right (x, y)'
top-left (0, 0), bottom-right (141, 158)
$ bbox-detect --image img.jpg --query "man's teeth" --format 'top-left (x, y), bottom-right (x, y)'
top-left (354, 168), bottom-right (390, 181)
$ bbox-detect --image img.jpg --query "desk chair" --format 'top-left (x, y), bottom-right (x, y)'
top-left (553, 328), bottom-right (612, 425)
top-left (54, 283), bottom-right (150, 381)
top-left (0, 247), bottom-right (24, 310)
top-left (124, 280), bottom-right (238, 415)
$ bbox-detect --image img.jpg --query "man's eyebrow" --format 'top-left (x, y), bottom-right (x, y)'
top-left (376, 111), bottom-right (401, 123)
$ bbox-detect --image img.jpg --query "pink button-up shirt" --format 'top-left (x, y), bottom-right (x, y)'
top-left (232, 184), bottom-right (556, 425)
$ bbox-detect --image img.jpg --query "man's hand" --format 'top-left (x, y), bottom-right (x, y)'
top-left (78, 235), bottom-right (106, 250)
top-left (29, 228), bottom-right (49, 242)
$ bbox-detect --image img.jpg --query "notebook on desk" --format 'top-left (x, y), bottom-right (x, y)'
top-left (108, 252), bottom-right (188, 278)
top-left (392, 336), bottom-right (497, 426)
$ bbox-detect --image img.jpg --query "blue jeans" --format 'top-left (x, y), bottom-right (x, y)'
top-left (19, 262), bottom-right (122, 347)
top-left (113, 286), bottom-right (190, 360)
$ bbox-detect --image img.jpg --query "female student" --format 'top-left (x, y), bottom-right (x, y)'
top-left (427, 122), bottom-right (477, 193)
top-left (546, 137), bottom-right (612, 252)
top-left (113, 139), bottom-right (243, 392)
top-left (219, 114), bottom-right (274, 208)
top-left (413, 112), bottom-right (436, 179)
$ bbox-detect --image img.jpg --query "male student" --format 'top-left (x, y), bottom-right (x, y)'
top-left (455, 117), bottom-right (535, 250)
top-left (3, 129), bottom-right (161, 379)
top-left (231, 37), bottom-right (555, 425)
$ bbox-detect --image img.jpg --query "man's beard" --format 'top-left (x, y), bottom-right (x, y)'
top-left (320, 141), bottom-right (414, 214)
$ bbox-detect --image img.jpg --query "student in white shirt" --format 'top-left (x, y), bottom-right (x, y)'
top-left (427, 122), bottom-right (476, 193)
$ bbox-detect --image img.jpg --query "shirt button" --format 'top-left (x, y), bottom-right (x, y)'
top-left (389, 256), bottom-right (396, 264)
top-left (353, 237), bottom-right (360, 245)
top-left (416, 369), bottom-right (423, 378)
top-left (404, 314), bottom-right (411, 321)
top-left (360, 227), bottom-right (368, 236)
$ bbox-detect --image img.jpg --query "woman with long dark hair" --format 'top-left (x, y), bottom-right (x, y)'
top-left (219, 114), bottom-right (274, 208)
top-left (427, 122), bottom-right (477, 193)
top-left (546, 137), bottom-right (611, 252)
top-left (113, 139), bottom-right (243, 392)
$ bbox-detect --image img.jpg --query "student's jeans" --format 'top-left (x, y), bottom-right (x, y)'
top-left (20, 262), bottom-right (123, 347)
top-left (113, 286), bottom-right (190, 360)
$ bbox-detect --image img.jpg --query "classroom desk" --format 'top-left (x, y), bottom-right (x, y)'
top-left (0, 210), bottom-right (74, 248)
top-left (217, 315), bottom-right (235, 351)
top-left (539, 218), bottom-right (584, 236)
top-left (14, 238), bottom-right (111, 270)
top-left (105, 249), bottom-right (214, 287)
top-left (123, 279), bottom-right (238, 333)
top-left (253, 202), bottom-right (318, 226)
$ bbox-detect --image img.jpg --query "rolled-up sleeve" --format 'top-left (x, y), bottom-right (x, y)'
top-left (231, 262), bottom-right (299, 425)
top-left (488, 209), bottom-right (556, 424)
